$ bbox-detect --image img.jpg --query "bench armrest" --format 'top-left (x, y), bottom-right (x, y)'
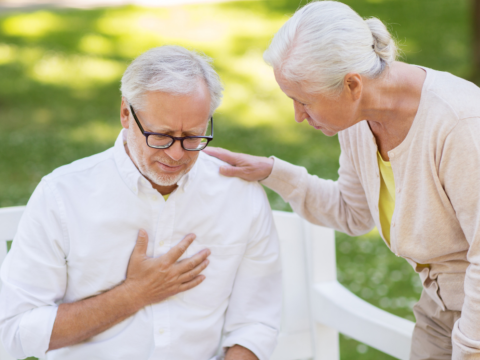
top-left (312, 281), bottom-right (415, 360)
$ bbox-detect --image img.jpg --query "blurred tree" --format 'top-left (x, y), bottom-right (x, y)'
top-left (474, 0), bottom-right (480, 82)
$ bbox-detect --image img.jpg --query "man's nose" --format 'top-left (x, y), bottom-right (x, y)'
top-left (164, 140), bottom-right (185, 161)
top-left (293, 101), bottom-right (307, 123)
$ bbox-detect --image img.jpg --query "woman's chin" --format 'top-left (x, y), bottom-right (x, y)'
top-left (315, 125), bottom-right (337, 137)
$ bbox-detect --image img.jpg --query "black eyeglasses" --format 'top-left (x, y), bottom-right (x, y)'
top-left (129, 105), bottom-right (214, 151)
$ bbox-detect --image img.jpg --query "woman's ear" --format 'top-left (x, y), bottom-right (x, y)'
top-left (344, 73), bottom-right (363, 101)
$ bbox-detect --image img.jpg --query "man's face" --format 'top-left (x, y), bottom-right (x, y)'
top-left (120, 82), bottom-right (211, 189)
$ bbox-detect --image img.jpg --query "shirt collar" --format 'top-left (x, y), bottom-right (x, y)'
top-left (113, 129), bottom-right (199, 196)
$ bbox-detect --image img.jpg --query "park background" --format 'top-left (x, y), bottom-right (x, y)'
top-left (0, 0), bottom-right (476, 358)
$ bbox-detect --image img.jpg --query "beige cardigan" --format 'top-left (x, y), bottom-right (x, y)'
top-left (261, 67), bottom-right (480, 358)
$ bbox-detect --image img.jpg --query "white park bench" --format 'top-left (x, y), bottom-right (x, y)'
top-left (0, 206), bottom-right (414, 360)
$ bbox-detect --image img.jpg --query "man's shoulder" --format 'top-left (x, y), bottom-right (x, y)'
top-left (44, 147), bottom-right (115, 184)
top-left (198, 152), bottom-right (262, 188)
top-left (195, 152), bottom-right (273, 223)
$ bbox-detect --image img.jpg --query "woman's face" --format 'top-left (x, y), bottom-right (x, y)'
top-left (274, 71), bottom-right (362, 136)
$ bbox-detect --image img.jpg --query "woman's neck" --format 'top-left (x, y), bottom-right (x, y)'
top-left (361, 62), bottom-right (426, 160)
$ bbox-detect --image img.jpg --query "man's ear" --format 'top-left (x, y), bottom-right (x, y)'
top-left (120, 97), bottom-right (130, 129)
top-left (344, 73), bottom-right (363, 101)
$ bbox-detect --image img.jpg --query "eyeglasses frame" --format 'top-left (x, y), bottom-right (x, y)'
top-left (129, 104), bottom-right (214, 151)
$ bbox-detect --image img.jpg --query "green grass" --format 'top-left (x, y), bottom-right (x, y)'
top-left (0, 0), bottom-right (472, 359)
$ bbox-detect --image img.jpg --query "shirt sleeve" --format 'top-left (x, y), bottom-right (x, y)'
top-left (0, 179), bottom-right (67, 359)
top-left (260, 133), bottom-right (374, 236)
top-left (439, 118), bottom-right (480, 359)
top-left (221, 183), bottom-right (282, 360)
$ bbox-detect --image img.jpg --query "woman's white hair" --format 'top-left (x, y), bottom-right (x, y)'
top-left (263, 0), bottom-right (398, 95)
top-left (121, 45), bottom-right (223, 115)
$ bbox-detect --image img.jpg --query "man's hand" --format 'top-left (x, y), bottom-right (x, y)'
top-left (122, 230), bottom-right (210, 308)
top-left (224, 345), bottom-right (258, 360)
top-left (49, 230), bottom-right (209, 351)
top-left (203, 147), bottom-right (274, 182)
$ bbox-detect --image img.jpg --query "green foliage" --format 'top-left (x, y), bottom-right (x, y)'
top-left (0, 0), bottom-right (471, 359)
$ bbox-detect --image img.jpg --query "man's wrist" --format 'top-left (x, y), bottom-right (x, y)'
top-left (224, 344), bottom-right (258, 360)
top-left (116, 281), bottom-right (146, 313)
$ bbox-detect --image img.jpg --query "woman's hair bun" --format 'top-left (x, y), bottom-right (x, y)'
top-left (365, 17), bottom-right (397, 64)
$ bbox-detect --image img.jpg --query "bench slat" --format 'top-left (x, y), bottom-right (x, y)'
top-left (0, 206), bottom-right (26, 242)
top-left (0, 207), bottom-right (21, 360)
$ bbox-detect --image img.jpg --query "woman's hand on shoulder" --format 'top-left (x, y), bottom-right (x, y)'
top-left (203, 147), bottom-right (274, 182)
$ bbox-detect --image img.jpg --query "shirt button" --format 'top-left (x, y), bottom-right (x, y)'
top-left (151, 195), bottom-right (158, 201)
top-left (159, 329), bottom-right (164, 335)
top-left (389, 152), bottom-right (395, 159)
top-left (159, 241), bottom-right (164, 247)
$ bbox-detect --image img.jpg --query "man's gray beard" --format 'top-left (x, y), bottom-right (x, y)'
top-left (127, 133), bottom-right (187, 187)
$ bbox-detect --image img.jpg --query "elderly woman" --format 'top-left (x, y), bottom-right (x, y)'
top-left (204, 1), bottom-right (480, 359)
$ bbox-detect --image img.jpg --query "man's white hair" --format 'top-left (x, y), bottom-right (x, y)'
top-left (121, 45), bottom-right (223, 115)
top-left (263, 0), bottom-right (398, 95)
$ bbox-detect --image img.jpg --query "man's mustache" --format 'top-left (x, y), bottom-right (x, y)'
top-left (154, 158), bottom-right (190, 167)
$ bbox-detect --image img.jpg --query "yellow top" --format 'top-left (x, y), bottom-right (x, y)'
top-left (163, 194), bottom-right (170, 201)
top-left (377, 151), bottom-right (396, 245)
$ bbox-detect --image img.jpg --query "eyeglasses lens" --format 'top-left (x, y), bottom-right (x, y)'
top-left (148, 135), bottom-right (173, 148)
top-left (183, 138), bottom-right (208, 150)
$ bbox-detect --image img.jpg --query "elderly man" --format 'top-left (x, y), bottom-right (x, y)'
top-left (0, 46), bottom-right (281, 360)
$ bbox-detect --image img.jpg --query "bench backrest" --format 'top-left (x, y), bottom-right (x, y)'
top-left (0, 206), bottom-right (25, 360)
top-left (0, 206), bottom-right (25, 291)
top-left (271, 210), bottom-right (338, 360)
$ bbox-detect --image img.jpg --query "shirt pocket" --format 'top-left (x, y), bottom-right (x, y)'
top-left (181, 243), bottom-right (245, 308)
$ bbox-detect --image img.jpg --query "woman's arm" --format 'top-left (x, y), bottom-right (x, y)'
top-left (203, 138), bottom-right (374, 237)
top-left (439, 118), bottom-right (480, 359)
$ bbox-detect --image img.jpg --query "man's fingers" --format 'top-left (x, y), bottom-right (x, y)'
top-left (163, 234), bottom-right (196, 264)
top-left (176, 248), bottom-right (210, 273)
top-left (178, 259), bottom-right (209, 283)
top-left (132, 229), bottom-right (149, 256)
top-left (203, 147), bottom-right (238, 166)
top-left (178, 275), bottom-right (206, 292)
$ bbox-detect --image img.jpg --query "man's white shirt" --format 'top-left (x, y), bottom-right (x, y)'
top-left (0, 130), bottom-right (282, 360)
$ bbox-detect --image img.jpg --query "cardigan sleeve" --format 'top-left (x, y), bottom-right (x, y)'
top-left (439, 117), bottom-right (480, 359)
top-left (260, 133), bottom-right (374, 236)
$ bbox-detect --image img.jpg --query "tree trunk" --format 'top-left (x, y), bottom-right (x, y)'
top-left (473, 0), bottom-right (480, 82)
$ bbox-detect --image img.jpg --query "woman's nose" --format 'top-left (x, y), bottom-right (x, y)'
top-left (293, 101), bottom-right (307, 123)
